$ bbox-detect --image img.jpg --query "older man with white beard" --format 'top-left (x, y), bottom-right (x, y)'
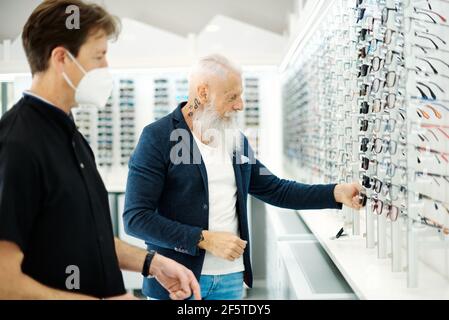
top-left (123, 54), bottom-right (364, 300)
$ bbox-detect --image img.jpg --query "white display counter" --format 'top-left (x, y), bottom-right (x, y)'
top-left (299, 209), bottom-right (449, 300)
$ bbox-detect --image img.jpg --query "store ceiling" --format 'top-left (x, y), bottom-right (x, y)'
top-left (0, 0), bottom-right (295, 41)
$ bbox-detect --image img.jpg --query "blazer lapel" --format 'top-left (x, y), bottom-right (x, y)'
top-left (173, 105), bottom-right (209, 200)
top-left (232, 152), bottom-right (245, 210)
top-left (191, 136), bottom-right (209, 200)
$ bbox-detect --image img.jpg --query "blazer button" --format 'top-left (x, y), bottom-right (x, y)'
top-left (203, 204), bottom-right (208, 210)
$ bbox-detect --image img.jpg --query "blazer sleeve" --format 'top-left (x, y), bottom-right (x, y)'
top-left (123, 126), bottom-right (203, 257)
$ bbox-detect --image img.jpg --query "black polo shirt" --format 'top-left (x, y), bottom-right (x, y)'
top-left (0, 94), bottom-right (125, 298)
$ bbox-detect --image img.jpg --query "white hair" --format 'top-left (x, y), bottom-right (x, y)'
top-left (189, 55), bottom-right (243, 154)
top-left (188, 54), bottom-right (242, 84)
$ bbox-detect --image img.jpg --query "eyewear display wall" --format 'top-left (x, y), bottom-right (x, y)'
top-left (282, 0), bottom-right (449, 288)
top-left (153, 78), bottom-right (170, 121)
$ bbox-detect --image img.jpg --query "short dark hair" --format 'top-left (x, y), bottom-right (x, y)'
top-left (22, 0), bottom-right (121, 75)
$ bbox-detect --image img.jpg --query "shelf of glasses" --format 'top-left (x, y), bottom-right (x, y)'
top-left (154, 78), bottom-right (170, 121)
top-left (74, 109), bottom-right (94, 145)
top-left (175, 78), bottom-right (188, 104)
top-left (97, 97), bottom-right (114, 167)
top-left (119, 79), bottom-right (136, 167)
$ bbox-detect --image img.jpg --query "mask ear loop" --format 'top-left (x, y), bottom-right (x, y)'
top-left (62, 72), bottom-right (77, 91)
top-left (62, 50), bottom-right (87, 91)
top-left (65, 50), bottom-right (88, 75)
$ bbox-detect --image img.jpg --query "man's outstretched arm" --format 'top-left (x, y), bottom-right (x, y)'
top-left (249, 158), bottom-right (363, 210)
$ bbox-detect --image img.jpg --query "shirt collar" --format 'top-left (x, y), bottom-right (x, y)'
top-left (23, 91), bottom-right (58, 108)
top-left (23, 91), bottom-right (77, 133)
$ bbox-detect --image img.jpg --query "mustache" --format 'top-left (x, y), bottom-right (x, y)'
top-left (223, 111), bottom-right (238, 119)
top-left (194, 103), bottom-right (238, 123)
top-left (192, 103), bottom-right (241, 153)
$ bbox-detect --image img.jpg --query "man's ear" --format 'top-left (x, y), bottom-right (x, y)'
top-left (197, 84), bottom-right (209, 105)
top-left (50, 46), bottom-right (68, 73)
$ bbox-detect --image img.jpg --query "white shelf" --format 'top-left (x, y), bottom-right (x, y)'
top-left (278, 240), bottom-right (356, 300)
top-left (266, 205), bottom-right (355, 300)
top-left (299, 209), bottom-right (449, 300)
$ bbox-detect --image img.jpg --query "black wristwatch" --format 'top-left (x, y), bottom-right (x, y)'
top-left (198, 231), bottom-right (205, 243)
top-left (142, 250), bottom-right (157, 278)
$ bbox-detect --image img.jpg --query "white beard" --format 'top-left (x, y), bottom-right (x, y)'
top-left (192, 101), bottom-right (242, 156)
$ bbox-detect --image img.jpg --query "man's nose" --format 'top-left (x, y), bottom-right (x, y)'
top-left (233, 102), bottom-right (244, 111)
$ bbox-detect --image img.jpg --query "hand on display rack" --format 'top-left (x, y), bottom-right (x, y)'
top-left (334, 183), bottom-right (364, 210)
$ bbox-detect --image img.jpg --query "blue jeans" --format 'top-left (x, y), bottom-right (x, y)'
top-left (198, 272), bottom-right (244, 300)
top-left (148, 271), bottom-right (244, 300)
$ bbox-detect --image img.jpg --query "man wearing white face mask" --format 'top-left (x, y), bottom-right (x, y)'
top-left (62, 50), bottom-right (114, 109)
top-left (0, 0), bottom-right (200, 300)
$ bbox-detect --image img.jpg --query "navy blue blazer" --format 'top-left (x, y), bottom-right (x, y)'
top-left (123, 102), bottom-right (342, 299)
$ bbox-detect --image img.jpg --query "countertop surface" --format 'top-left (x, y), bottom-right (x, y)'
top-left (299, 209), bottom-right (449, 300)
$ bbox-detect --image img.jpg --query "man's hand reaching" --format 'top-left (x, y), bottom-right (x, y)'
top-left (334, 183), bottom-right (364, 210)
